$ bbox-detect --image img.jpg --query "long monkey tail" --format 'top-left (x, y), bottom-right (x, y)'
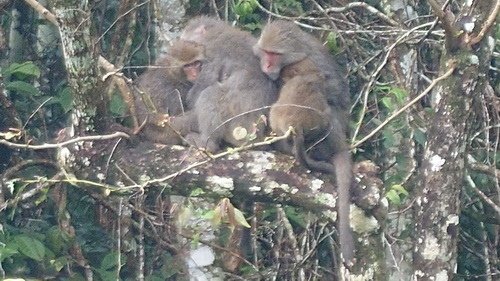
top-left (293, 133), bottom-right (355, 264)
top-left (293, 132), bottom-right (335, 174)
top-left (333, 150), bottom-right (355, 264)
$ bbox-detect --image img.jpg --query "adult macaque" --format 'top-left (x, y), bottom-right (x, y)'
top-left (254, 20), bottom-right (354, 264)
top-left (253, 20), bottom-right (350, 113)
top-left (134, 40), bottom-right (205, 144)
top-left (177, 16), bottom-right (278, 152)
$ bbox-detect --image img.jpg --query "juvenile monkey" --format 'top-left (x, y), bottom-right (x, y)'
top-left (255, 21), bottom-right (355, 264)
top-left (270, 58), bottom-right (347, 173)
top-left (176, 16), bottom-right (278, 152)
top-left (134, 40), bottom-right (205, 144)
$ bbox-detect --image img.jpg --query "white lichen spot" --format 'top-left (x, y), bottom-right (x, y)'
top-left (415, 270), bottom-right (425, 277)
top-left (246, 151), bottom-right (274, 174)
top-left (468, 55), bottom-right (479, 65)
top-left (315, 192), bottom-right (335, 206)
top-left (138, 174), bottom-right (151, 184)
top-left (435, 270), bottom-right (449, 281)
top-left (263, 181), bottom-right (280, 194)
top-left (206, 176), bottom-right (234, 191)
top-left (447, 214), bottom-right (459, 226)
top-left (116, 181), bottom-right (125, 188)
top-left (324, 209), bottom-right (337, 221)
top-left (58, 147), bottom-right (72, 166)
top-left (248, 185), bottom-right (261, 192)
top-left (82, 157), bottom-right (90, 167)
top-left (96, 173), bottom-right (105, 181)
top-left (429, 155), bottom-right (445, 172)
top-left (171, 144), bottom-right (186, 150)
top-left (236, 162), bottom-right (244, 168)
top-left (310, 179), bottom-right (324, 192)
top-left (226, 153), bottom-right (241, 160)
top-left (350, 205), bottom-right (379, 233)
top-left (488, 36), bottom-right (495, 51)
top-left (465, 0), bottom-right (473, 7)
top-left (422, 234), bottom-right (440, 260)
top-left (463, 22), bottom-right (475, 33)
top-left (186, 245), bottom-right (215, 267)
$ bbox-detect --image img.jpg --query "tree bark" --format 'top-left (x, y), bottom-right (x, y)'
top-left (413, 1), bottom-right (496, 279)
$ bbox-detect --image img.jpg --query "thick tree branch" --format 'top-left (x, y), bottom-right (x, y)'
top-left (469, 0), bottom-right (500, 45)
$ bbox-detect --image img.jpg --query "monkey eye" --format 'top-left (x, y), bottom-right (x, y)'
top-left (184, 61), bottom-right (202, 68)
top-left (263, 50), bottom-right (281, 56)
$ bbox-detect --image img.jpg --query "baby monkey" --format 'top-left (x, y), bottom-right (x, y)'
top-left (135, 39), bottom-right (205, 144)
top-left (270, 58), bottom-right (345, 173)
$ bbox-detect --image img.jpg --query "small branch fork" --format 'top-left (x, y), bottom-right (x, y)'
top-left (352, 63), bottom-right (456, 148)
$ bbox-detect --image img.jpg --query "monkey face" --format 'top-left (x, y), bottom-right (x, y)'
top-left (183, 60), bottom-right (202, 82)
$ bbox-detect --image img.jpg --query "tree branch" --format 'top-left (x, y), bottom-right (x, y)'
top-left (353, 63), bottom-right (456, 148)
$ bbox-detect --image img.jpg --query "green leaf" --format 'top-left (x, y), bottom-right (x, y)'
top-left (385, 189), bottom-right (401, 205)
top-left (391, 184), bottom-right (409, 196)
top-left (189, 188), bottom-right (205, 197)
top-left (14, 235), bottom-right (46, 261)
top-left (233, 208), bottom-right (251, 228)
top-left (100, 251), bottom-right (122, 270)
top-left (50, 256), bottom-right (69, 271)
top-left (381, 96), bottom-right (394, 110)
top-left (3, 61), bottom-right (41, 78)
top-left (0, 246), bottom-right (19, 262)
top-left (326, 32), bottom-right (339, 54)
top-left (57, 87), bottom-right (74, 113)
top-left (5, 81), bottom-right (42, 96)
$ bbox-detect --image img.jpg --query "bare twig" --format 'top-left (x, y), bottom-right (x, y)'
top-left (0, 131), bottom-right (130, 150)
top-left (465, 174), bottom-right (500, 218)
top-left (352, 63), bottom-right (456, 148)
top-left (324, 2), bottom-right (399, 26)
top-left (351, 22), bottom-right (435, 143)
top-left (469, 0), bottom-right (500, 45)
top-left (23, 0), bottom-right (58, 25)
top-left (141, 127), bottom-right (293, 187)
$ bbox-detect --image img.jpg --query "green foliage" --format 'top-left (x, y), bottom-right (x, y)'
top-left (273, 0), bottom-right (304, 15)
top-left (110, 92), bottom-right (126, 116)
top-left (326, 32), bottom-right (340, 55)
top-left (0, 224), bottom-right (71, 278)
top-left (385, 184), bottom-right (409, 205)
top-left (2, 61), bottom-right (41, 80)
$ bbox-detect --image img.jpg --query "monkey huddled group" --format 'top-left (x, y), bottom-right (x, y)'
top-left (133, 16), bottom-right (354, 264)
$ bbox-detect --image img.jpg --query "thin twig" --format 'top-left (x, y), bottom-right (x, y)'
top-left (23, 0), bottom-right (58, 25)
top-left (469, 0), bottom-right (500, 45)
top-left (0, 132), bottom-right (130, 150)
top-left (351, 21), bottom-right (435, 142)
top-left (141, 127), bottom-right (293, 187)
top-left (352, 63), bottom-right (456, 148)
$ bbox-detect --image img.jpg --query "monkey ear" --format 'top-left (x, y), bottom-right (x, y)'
top-left (284, 52), bottom-right (307, 65)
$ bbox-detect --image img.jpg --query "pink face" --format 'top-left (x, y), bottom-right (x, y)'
top-left (260, 50), bottom-right (281, 80)
top-left (183, 61), bottom-right (202, 82)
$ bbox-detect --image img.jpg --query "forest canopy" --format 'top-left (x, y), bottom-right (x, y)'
top-left (0, 0), bottom-right (498, 280)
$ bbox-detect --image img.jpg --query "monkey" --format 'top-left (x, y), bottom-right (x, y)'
top-left (270, 58), bottom-right (347, 173)
top-left (175, 16), bottom-right (278, 152)
top-left (133, 39), bottom-right (205, 144)
top-left (254, 20), bottom-right (355, 264)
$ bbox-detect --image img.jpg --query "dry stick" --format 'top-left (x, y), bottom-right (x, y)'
top-left (465, 174), bottom-right (500, 217)
top-left (469, 0), bottom-right (500, 45)
top-left (0, 132), bottom-right (130, 150)
top-left (352, 64), bottom-right (456, 148)
top-left (23, 0), bottom-right (58, 25)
